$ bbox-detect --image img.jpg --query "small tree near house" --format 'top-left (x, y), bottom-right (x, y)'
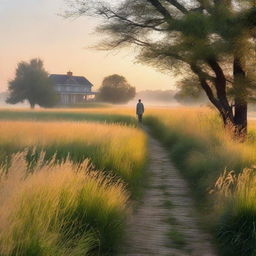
top-left (6, 58), bottom-right (57, 109)
top-left (98, 74), bottom-right (136, 104)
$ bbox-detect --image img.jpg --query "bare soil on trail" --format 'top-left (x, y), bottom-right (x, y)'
top-left (122, 134), bottom-right (217, 256)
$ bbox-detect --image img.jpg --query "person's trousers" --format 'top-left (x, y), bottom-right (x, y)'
top-left (138, 114), bottom-right (143, 123)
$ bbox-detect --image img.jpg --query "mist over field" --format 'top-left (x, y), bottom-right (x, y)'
top-left (0, 89), bottom-right (207, 108)
top-left (130, 90), bottom-right (179, 107)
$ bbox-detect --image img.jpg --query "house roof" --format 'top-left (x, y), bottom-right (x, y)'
top-left (49, 74), bottom-right (93, 87)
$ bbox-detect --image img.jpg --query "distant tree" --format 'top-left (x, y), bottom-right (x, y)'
top-left (98, 75), bottom-right (136, 104)
top-left (67, 0), bottom-right (256, 137)
top-left (6, 59), bottom-right (57, 109)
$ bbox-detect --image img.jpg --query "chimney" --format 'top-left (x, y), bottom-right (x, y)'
top-left (67, 71), bottom-right (73, 77)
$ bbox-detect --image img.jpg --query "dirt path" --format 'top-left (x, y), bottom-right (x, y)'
top-left (123, 134), bottom-right (216, 256)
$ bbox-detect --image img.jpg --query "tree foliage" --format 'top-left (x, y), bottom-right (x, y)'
top-left (98, 74), bottom-right (136, 104)
top-left (7, 59), bottom-right (57, 109)
top-left (66, 0), bottom-right (256, 136)
top-left (174, 76), bottom-right (207, 104)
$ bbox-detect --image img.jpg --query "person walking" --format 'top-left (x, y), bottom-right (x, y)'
top-left (136, 99), bottom-right (144, 123)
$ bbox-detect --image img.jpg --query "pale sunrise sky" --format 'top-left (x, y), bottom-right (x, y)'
top-left (0, 0), bottom-right (177, 92)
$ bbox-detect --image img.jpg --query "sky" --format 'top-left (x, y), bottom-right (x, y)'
top-left (0, 0), bottom-right (177, 92)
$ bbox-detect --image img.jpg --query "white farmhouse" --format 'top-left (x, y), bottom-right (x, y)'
top-left (49, 71), bottom-right (96, 105)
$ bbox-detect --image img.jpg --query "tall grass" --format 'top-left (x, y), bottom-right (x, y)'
top-left (0, 121), bottom-right (147, 194)
top-left (0, 110), bottom-right (147, 255)
top-left (213, 168), bottom-right (256, 256)
top-left (0, 153), bottom-right (128, 256)
top-left (145, 108), bottom-right (256, 201)
top-left (144, 107), bottom-right (256, 255)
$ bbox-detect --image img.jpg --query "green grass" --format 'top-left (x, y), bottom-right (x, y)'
top-left (163, 191), bottom-right (171, 197)
top-left (155, 184), bottom-right (168, 191)
top-left (213, 168), bottom-right (256, 256)
top-left (216, 206), bottom-right (256, 256)
top-left (164, 216), bottom-right (178, 226)
top-left (0, 109), bottom-right (136, 125)
top-left (166, 229), bottom-right (187, 249)
top-left (163, 200), bottom-right (174, 209)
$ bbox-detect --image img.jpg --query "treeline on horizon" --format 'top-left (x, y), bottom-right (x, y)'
top-left (0, 89), bottom-right (207, 106)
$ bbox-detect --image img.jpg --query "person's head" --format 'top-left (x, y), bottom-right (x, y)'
top-left (138, 99), bottom-right (141, 103)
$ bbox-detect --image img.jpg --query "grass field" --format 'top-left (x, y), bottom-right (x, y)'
top-left (2, 106), bottom-right (256, 255)
top-left (143, 107), bottom-right (256, 255)
top-left (0, 154), bottom-right (128, 255)
top-left (0, 121), bottom-right (146, 191)
top-left (0, 111), bottom-right (147, 256)
top-left (0, 108), bottom-right (135, 125)
top-left (145, 108), bottom-right (256, 198)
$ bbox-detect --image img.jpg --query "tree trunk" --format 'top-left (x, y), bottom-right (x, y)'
top-left (233, 57), bottom-right (248, 139)
top-left (207, 59), bottom-right (235, 128)
top-left (234, 100), bottom-right (247, 137)
top-left (191, 63), bottom-right (235, 131)
top-left (219, 109), bottom-right (234, 129)
top-left (192, 60), bottom-right (247, 139)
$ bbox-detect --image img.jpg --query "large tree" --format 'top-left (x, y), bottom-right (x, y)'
top-left (98, 74), bottom-right (136, 104)
top-left (7, 59), bottom-right (57, 109)
top-left (67, 0), bottom-right (256, 137)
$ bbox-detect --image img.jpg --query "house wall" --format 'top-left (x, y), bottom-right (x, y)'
top-left (54, 85), bottom-right (91, 94)
top-left (53, 83), bottom-right (95, 105)
top-left (59, 94), bottom-right (95, 105)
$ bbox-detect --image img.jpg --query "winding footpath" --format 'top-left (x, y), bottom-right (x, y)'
top-left (123, 133), bottom-right (216, 256)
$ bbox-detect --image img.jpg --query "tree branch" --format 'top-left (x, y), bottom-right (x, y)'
top-left (99, 7), bottom-right (167, 31)
top-left (165, 0), bottom-right (188, 14)
top-left (207, 58), bottom-right (227, 100)
top-left (190, 63), bottom-right (220, 109)
top-left (147, 0), bottom-right (173, 24)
